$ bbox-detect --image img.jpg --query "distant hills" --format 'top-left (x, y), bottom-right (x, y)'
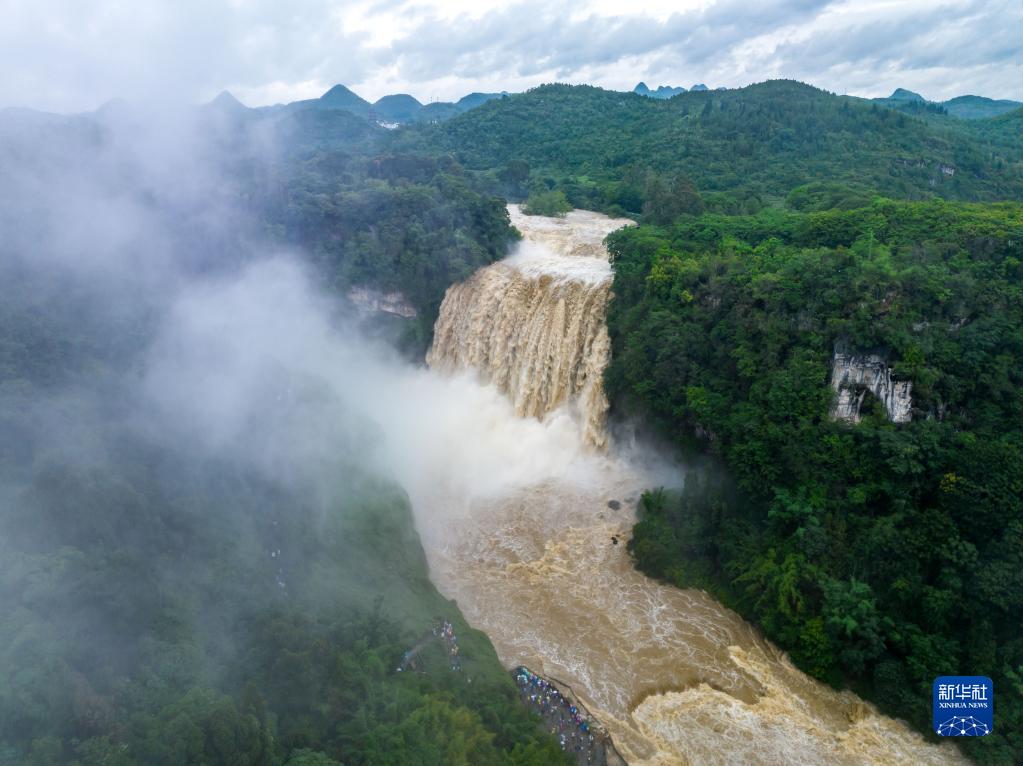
top-left (633, 82), bottom-right (710, 99)
top-left (243, 84), bottom-right (507, 126)
top-left (887, 87), bottom-right (925, 102)
top-left (632, 82), bottom-right (1022, 119)
top-left (5, 79), bottom-right (1018, 133)
top-left (942, 94), bottom-right (1023, 119)
top-left (875, 87), bottom-right (1022, 119)
top-left (634, 82), bottom-right (686, 99)
top-left (633, 83), bottom-right (1022, 118)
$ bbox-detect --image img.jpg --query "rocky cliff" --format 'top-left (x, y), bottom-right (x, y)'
top-left (347, 287), bottom-right (417, 318)
top-left (830, 351), bottom-right (912, 424)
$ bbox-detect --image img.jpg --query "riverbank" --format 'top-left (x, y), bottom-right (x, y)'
top-left (515, 666), bottom-right (627, 766)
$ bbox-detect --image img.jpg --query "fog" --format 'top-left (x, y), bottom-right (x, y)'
top-left (139, 253), bottom-right (625, 505)
top-left (0, 94), bottom-right (653, 638)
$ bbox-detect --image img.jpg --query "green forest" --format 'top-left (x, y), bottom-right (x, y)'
top-left (403, 80), bottom-right (1023, 213)
top-left (604, 200), bottom-right (1023, 763)
top-left (257, 151), bottom-right (516, 353)
top-left (0, 419), bottom-right (566, 766)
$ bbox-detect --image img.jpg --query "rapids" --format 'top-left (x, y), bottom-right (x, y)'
top-left (409, 205), bottom-right (966, 765)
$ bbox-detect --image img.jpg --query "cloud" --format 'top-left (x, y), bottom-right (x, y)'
top-left (0, 0), bottom-right (372, 111)
top-left (0, 0), bottom-right (1019, 112)
top-left (766, 0), bottom-right (1023, 100)
top-left (375, 0), bottom-right (833, 81)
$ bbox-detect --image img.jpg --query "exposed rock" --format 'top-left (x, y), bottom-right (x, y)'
top-left (830, 351), bottom-right (912, 424)
top-left (347, 286), bottom-right (417, 318)
top-left (888, 87), bottom-right (926, 102)
top-left (633, 82), bottom-right (687, 99)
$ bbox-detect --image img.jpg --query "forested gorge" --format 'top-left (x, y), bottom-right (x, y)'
top-left (400, 81), bottom-right (1023, 762)
top-left (3, 73), bottom-right (1023, 765)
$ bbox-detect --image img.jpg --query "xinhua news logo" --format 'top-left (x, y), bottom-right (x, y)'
top-left (933, 676), bottom-right (993, 736)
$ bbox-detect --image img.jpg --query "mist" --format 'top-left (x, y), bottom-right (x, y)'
top-left (0, 88), bottom-right (680, 764)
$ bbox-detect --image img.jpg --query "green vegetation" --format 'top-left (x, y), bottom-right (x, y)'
top-left (399, 82), bottom-right (1023, 759)
top-left (0, 428), bottom-right (566, 765)
top-left (401, 81), bottom-right (1023, 214)
top-left (4, 75), bottom-right (1023, 765)
top-left (522, 189), bottom-right (570, 216)
top-left (257, 151), bottom-right (516, 351)
top-left (0, 264), bottom-right (567, 766)
top-left (0, 103), bottom-right (559, 765)
top-left (605, 199), bottom-right (1023, 763)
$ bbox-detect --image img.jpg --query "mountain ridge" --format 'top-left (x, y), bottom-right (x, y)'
top-left (401, 79), bottom-right (1023, 205)
top-left (874, 87), bottom-right (1022, 119)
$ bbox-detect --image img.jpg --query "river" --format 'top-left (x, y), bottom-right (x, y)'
top-left (386, 205), bottom-right (966, 765)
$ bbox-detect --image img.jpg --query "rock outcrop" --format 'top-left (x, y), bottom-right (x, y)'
top-left (347, 287), bottom-right (417, 318)
top-left (830, 351), bottom-right (912, 424)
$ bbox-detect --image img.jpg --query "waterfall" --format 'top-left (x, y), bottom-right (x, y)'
top-left (427, 205), bottom-right (631, 448)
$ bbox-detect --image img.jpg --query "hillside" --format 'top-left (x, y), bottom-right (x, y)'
top-left (873, 88), bottom-right (1022, 120)
top-left (373, 93), bottom-right (424, 122)
top-left (0, 97), bottom-right (557, 765)
top-left (633, 82), bottom-right (686, 99)
top-left (245, 84), bottom-right (505, 125)
top-left (943, 94), bottom-right (1023, 119)
top-left (606, 199), bottom-right (1023, 763)
top-left (401, 80), bottom-right (1023, 211)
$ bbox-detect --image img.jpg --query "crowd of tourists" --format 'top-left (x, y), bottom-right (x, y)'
top-left (515, 667), bottom-right (611, 765)
top-left (397, 619), bottom-right (462, 673)
top-left (436, 620), bottom-right (462, 671)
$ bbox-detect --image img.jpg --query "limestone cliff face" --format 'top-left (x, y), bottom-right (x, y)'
top-left (830, 351), bottom-right (912, 424)
top-left (347, 287), bottom-right (417, 318)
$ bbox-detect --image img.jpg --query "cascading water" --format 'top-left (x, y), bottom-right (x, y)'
top-left (406, 205), bottom-right (965, 765)
top-left (427, 206), bottom-right (627, 448)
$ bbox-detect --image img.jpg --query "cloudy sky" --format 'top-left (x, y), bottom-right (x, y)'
top-left (3, 0), bottom-right (1020, 112)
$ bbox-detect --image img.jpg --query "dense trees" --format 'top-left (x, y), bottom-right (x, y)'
top-left (4, 75), bottom-right (1023, 765)
top-left (605, 199), bottom-right (1023, 763)
top-left (522, 189), bottom-right (570, 216)
top-left (257, 152), bottom-right (516, 351)
top-left (401, 80), bottom-right (1023, 215)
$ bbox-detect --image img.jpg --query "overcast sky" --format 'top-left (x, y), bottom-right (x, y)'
top-left (3, 0), bottom-right (1020, 112)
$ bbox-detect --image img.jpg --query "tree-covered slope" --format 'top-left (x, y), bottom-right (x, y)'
top-left (942, 95), bottom-right (1023, 120)
top-left (605, 199), bottom-right (1023, 764)
top-left (0, 384), bottom-right (567, 766)
top-left (258, 151), bottom-right (516, 350)
top-left (0, 103), bottom-right (518, 355)
top-left (401, 80), bottom-right (1023, 209)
